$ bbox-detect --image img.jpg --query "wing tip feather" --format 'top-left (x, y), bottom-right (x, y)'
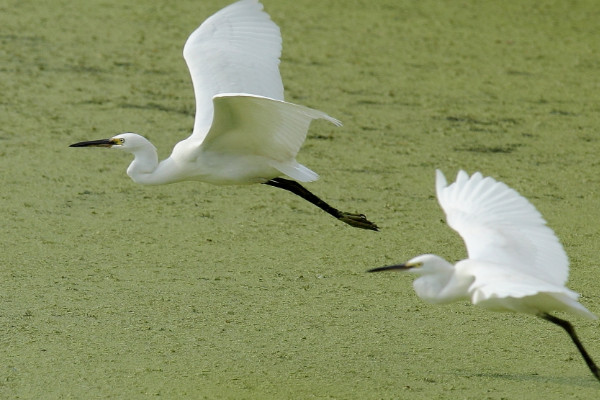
top-left (435, 169), bottom-right (448, 203)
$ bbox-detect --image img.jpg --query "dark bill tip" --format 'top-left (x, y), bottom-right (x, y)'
top-left (367, 264), bottom-right (408, 273)
top-left (69, 138), bottom-right (113, 148)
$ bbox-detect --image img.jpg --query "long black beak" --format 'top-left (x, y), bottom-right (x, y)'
top-left (367, 264), bottom-right (410, 273)
top-left (69, 138), bottom-right (114, 148)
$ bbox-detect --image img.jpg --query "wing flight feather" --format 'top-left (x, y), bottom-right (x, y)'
top-left (183, 0), bottom-right (284, 144)
top-left (436, 170), bottom-right (568, 286)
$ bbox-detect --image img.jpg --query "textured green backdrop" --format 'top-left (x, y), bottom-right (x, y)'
top-left (2, 0), bottom-right (600, 398)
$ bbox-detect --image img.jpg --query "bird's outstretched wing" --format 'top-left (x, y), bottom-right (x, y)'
top-left (436, 170), bottom-right (568, 286)
top-left (183, 0), bottom-right (284, 144)
top-left (465, 264), bottom-right (595, 318)
top-left (198, 94), bottom-right (341, 182)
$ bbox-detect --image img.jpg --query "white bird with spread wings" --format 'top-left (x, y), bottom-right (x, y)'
top-left (71, 0), bottom-right (377, 231)
top-left (369, 170), bottom-right (598, 381)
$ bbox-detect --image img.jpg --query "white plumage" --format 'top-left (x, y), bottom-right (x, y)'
top-left (70, 0), bottom-right (376, 230)
top-left (434, 170), bottom-right (592, 317)
top-left (370, 170), bottom-right (598, 380)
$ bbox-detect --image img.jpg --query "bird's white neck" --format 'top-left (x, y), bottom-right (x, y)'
top-left (124, 140), bottom-right (178, 185)
top-left (412, 256), bottom-right (472, 304)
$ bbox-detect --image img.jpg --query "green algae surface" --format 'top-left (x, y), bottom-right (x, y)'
top-left (2, 0), bottom-right (600, 398)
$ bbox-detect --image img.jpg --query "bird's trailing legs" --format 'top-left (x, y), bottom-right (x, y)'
top-left (539, 313), bottom-right (600, 382)
top-left (263, 177), bottom-right (378, 231)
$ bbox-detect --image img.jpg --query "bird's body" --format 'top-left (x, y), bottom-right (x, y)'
top-left (115, 95), bottom-right (335, 186)
top-left (70, 0), bottom-right (377, 230)
top-left (408, 254), bottom-right (593, 319)
top-left (369, 170), bottom-right (598, 381)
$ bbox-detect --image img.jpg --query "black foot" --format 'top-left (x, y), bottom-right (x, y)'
top-left (540, 313), bottom-right (600, 383)
top-left (338, 212), bottom-right (379, 231)
top-left (263, 178), bottom-right (379, 231)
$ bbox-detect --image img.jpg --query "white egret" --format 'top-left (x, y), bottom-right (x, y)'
top-left (369, 170), bottom-right (599, 381)
top-left (70, 0), bottom-right (377, 231)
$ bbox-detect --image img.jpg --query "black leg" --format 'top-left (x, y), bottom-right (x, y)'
top-left (540, 313), bottom-right (600, 382)
top-left (263, 178), bottom-right (378, 231)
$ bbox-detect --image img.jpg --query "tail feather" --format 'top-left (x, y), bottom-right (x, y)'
top-left (269, 160), bottom-right (319, 182)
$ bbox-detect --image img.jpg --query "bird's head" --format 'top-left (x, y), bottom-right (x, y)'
top-left (368, 254), bottom-right (452, 275)
top-left (69, 133), bottom-right (150, 153)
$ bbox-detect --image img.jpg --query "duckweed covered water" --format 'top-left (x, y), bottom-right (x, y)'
top-left (1, 0), bottom-right (600, 398)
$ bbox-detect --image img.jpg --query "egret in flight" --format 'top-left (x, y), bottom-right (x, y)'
top-left (369, 170), bottom-right (599, 381)
top-left (70, 0), bottom-right (377, 231)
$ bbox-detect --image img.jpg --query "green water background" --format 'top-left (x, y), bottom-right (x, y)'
top-left (2, 0), bottom-right (600, 398)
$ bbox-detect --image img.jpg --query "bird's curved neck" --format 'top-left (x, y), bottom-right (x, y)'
top-left (125, 143), bottom-right (175, 185)
top-left (413, 259), bottom-right (472, 304)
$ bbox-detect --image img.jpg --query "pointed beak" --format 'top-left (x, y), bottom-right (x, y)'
top-left (69, 138), bottom-right (115, 148)
top-left (367, 263), bottom-right (411, 273)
